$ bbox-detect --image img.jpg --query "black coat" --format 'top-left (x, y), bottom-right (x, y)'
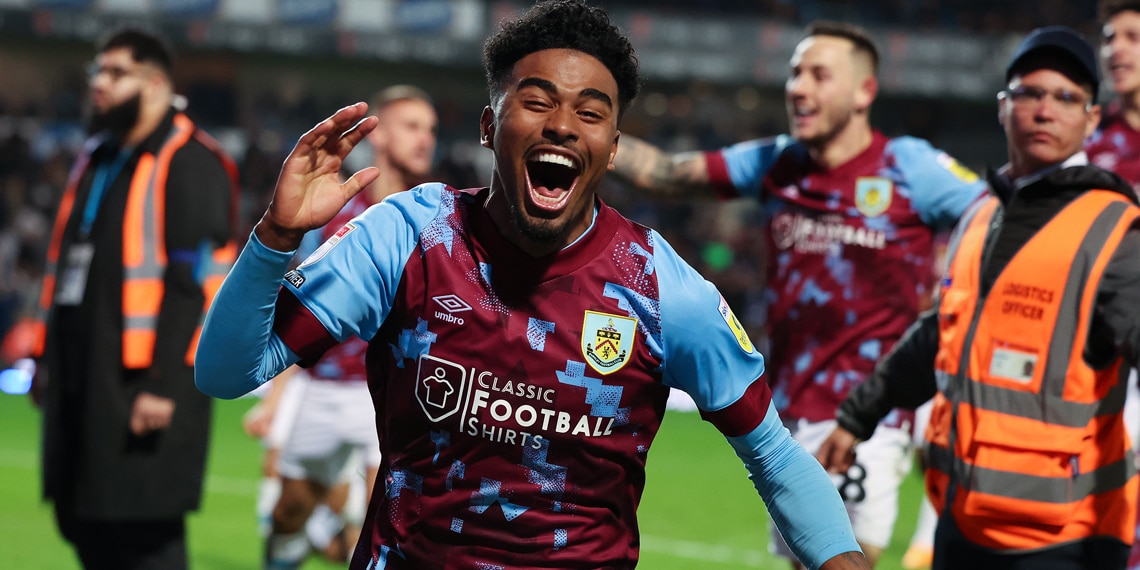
top-left (40, 108), bottom-right (236, 520)
top-left (837, 163), bottom-right (1140, 441)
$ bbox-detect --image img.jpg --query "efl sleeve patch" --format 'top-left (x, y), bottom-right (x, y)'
top-left (718, 295), bottom-right (754, 354)
top-left (936, 152), bottom-right (980, 183)
top-left (297, 222), bottom-right (356, 269)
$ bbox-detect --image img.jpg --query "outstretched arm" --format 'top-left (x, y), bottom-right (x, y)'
top-left (727, 402), bottom-right (869, 570)
top-left (610, 134), bottom-right (712, 198)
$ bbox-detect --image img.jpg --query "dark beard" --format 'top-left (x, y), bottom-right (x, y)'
top-left (508, 198), bottom-right (564, 245)
top-left (86, 93), bottom-right (141, 138)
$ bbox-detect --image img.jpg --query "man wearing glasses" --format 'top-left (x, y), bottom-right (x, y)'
top-left (30, 28), bottom-right (239, 569)
top-left (818, 26), bottom-right (1140, 570)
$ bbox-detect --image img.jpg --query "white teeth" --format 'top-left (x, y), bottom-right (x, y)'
top-left (532, 153), bottom-right (575, 169)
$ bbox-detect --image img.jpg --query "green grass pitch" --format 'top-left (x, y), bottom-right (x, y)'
top-left (0, 394), bottom-right (923, 569)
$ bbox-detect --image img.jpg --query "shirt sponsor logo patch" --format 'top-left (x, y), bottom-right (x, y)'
top-left (854, 176), bottom-right (893, 218)
top-left (770, 211), bottom-right (887, 253)
top-left (297, 222), bottom-right (356, 269)
top-left (718, 296), bottom-right (754, 354)
top-left (416, 354), bottom-right (468, 422)
top-left (581, 311), bottom-right (637, 375)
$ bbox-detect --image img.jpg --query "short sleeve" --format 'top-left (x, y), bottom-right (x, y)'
top-left (709, 135), bottom-right (797, 200)
top-left (653, 230), bottom-right (770, 436)
top-left (889, 136), bottom-right (988, 229)
top-left (282, 183), bottom-right (444, 345)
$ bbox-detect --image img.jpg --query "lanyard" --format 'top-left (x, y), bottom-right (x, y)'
top-left (79, 148), bottom-right (132, 238)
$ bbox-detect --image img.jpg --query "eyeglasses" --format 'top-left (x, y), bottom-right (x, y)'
top-left (998, 85), bottom-right (1093, 113)
top-left (85, 62), bottom-right (140, 83)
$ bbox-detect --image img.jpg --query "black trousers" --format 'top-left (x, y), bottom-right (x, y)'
top-left (933, 511), bottom-right (1129, 570)
top-left (54, 505), bottom-right (187, 570)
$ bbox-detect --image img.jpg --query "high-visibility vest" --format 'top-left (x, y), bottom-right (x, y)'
top-left (926, 190), bottom-right (1139, 551)
top-left (31, 113), bottom-right (238, 368)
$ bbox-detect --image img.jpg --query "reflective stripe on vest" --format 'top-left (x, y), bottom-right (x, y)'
top-left (32, 114), bottom-right (237, 368)
top-left (28, 143), bottom-right (93, 358)
top-left (926, 190), bottom-right (1139, 551)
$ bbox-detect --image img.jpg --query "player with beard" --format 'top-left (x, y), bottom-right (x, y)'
top-left (609, 20), bottom-right (987, 569)
top-left (29, 28), bottom-right (238, 569)
top-left (255, 85), bottom-right (438, 569)
top-left (195, 1), bottom-right (869, 568)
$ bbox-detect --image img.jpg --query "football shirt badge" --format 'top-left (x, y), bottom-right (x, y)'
top-left (581, 311), bottom-right (637, 375)
top-left (854, 176), bottom-right (893, 217)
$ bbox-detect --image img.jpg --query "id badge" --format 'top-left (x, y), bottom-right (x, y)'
top-left (989, 342), bottom-right (1038, 384)
top-left (55, 243), bottom-right (95, 306)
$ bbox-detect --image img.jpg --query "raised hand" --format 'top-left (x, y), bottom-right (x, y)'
top-left (255, 102), bottom-right (380, 251)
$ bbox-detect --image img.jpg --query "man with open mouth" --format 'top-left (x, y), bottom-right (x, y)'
top-left (195, 1), bottom-right (870, 569)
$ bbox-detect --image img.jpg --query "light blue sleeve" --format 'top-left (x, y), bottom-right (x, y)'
top-left (295, 226), bottom-right (325, 262)
top-left (889, 136), bottom-right (988, 230)
top-left (654, 230), bottom-right (860, 568)
top-left (653, 230), bottom-right (764, 409)
top-left (727, 401), bottom-right (862, 570)
top-left (194, 183), bottom-right (444, 399)
top-left (194, 233), bottom-right (304, 399)
top-left (285, 183), bottom-right (443, 343)
top-left (719, 135), bottom-right (797, 200)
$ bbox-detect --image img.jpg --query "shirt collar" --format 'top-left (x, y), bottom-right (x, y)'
top-left (998, 151), bottom-right (1089, 191)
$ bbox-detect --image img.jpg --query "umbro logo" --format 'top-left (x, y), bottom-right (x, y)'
top-left (432, 294), bottom-right (471, 325)
top-left (433, 295), bottom-right (472, 313)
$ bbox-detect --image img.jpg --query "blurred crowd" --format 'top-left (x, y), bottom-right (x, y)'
top-left (606, 0), bottom-right (1098, 35)
top-left (0, 0), bottom-right (1100, 363)
top-left (0, 69), bottom-right (791, 359)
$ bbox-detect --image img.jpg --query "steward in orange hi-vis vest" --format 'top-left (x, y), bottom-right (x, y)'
top-left (30, 112), bottom-right (238, 368)
top-left (832, 162), bottom-right (1140, 563)
top-left (925, 190), bottom-right (1139, 551)
top-left (826, 24), bottom-right (1140, 569)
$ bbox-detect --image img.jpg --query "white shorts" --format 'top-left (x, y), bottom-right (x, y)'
top-left (276, 375), bottom-right (382, 488)
top-left (264, 375), bottom-right (308, 450)
top-left (769, 417), bottom-right (912, 559)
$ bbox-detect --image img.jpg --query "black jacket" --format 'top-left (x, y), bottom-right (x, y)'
top-left (40, 108), bottom-right (236, 519)
top-left (837, 163), bottom-right (1140, 441)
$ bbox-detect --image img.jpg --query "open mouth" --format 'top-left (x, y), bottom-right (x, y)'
top-left (792, 104), bottom-right (817, 120)
top-left (526, 151), bottom-right (581, 212)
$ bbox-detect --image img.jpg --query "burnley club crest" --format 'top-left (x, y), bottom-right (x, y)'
top-left (581, 311), bottom-right (637, 375)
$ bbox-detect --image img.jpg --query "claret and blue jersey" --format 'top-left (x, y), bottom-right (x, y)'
top-left (705, 131), bottom-right (987, 426)
top-left (1087, 105), bottom-right (1140, 197)
top-left (196, 183), bottom-right (860, 569)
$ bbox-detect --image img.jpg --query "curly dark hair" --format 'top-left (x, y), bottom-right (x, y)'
top-left (482, 0), bottom-right (641, 119)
